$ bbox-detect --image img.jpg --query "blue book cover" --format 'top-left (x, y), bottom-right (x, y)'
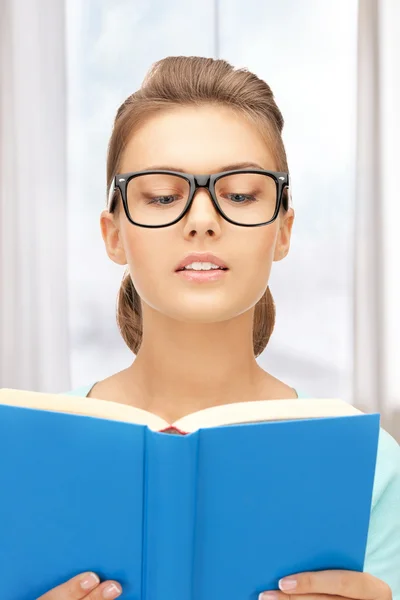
top-left (0, 390), bottom-right (380, 600)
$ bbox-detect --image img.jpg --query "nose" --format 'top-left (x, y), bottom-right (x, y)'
top-left (182, 186), bottom-right (222, 237)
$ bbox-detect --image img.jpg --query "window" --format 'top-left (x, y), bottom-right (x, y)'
top-left (67, 0), bottom-right (357, 399)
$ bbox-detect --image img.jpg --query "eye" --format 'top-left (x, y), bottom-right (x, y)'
top-left (225, 193), bottom-right (257, 204)
top-left (148, 195), bottom-right (179, 205)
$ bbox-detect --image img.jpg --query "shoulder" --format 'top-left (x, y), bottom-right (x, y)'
top-left (60, 383), bottom-right (97, 397)
top-left (364, 427), bottom-right (400, 597)
top-left (371, 427), bottom-right (400, 509)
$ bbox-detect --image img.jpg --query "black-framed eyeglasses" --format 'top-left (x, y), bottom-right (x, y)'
top-left (107, 169), bottom-right (291, 228)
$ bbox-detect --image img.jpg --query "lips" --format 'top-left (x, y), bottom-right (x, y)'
top-left (176, 268), bottom-right (228, 283)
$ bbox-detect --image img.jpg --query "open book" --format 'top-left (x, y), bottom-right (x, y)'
top-left (0, 387), bottom-right (363, 433)
top-left (0, 388), bottom-right (380, 600)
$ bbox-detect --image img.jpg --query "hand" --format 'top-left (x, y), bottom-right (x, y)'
top-left (258, 570), bottom-right (392, 600)
top-left (37, 571), bottom-right (122, 600)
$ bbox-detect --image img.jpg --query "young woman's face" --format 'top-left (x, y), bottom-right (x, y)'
top-left (101, 104), bottom-right (294, 324)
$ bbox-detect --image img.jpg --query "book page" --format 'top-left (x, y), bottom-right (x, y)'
top-left (174, 398), bottom-right (363, 432)
top-left (0, 389), bottom-right (363, 434)
top-left (0, 388), bottom-right (168, 431)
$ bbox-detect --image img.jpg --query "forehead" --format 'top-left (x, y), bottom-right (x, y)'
top-left (119, 105), bottom-right (277, 173)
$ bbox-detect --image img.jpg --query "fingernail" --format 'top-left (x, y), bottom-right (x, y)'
top-left (80, 572), bottom-right (100, 590)
top-left (103, 582), bottom-right (122, 599)
top-left (279, 578), bottom-right (297, 591)
top-left (259, 593), bottom-right (278, 600)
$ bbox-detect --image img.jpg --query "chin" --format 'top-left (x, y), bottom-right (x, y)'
top-left (164, 301), bottom-right (249, 325)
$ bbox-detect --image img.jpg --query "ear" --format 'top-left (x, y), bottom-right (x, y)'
top-left (100, 209), bottom-right (127, 265)
top-left (273, 208), bottom-right (295, 262)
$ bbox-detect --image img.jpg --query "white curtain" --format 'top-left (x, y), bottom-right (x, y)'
top-left (0, 0), bottom-right (70, 392)
top-left (355, 0), bottom-right (400, 440)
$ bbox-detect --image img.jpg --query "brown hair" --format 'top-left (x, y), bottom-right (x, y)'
top-left (106, 56), bottom-right (290, 357)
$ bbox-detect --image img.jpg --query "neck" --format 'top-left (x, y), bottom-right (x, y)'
top-left (122, 305), bottom-right (274, 423)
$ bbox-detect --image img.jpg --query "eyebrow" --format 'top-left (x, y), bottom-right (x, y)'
top-left (140, 161), bottom-right (267, 173)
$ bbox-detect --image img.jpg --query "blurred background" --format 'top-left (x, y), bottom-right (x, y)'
top-left (1, 0), bottom-right (399, 440)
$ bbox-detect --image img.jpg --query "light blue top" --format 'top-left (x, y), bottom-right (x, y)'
top-left (62, 384), bottom-right (400, 597)
top-left (63, 384), bottom-right (310, 400)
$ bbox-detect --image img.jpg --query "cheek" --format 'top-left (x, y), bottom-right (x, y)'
top-left (236, 229), bottom-right (276, 279)
top-left (122, 229), bottom-right (171, 294)
top-left (232, 231), bottom-right (277, 308)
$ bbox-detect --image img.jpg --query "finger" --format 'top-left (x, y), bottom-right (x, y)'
top-left (86, 580), bottom-right (122, 600)
top-left (38, 571), bottom-right (122, 600)
top-left (276, 570), bottom-right (392, 600)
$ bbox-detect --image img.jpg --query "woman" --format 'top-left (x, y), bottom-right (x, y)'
top-left (49, 56), bottom-right (399, 600)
